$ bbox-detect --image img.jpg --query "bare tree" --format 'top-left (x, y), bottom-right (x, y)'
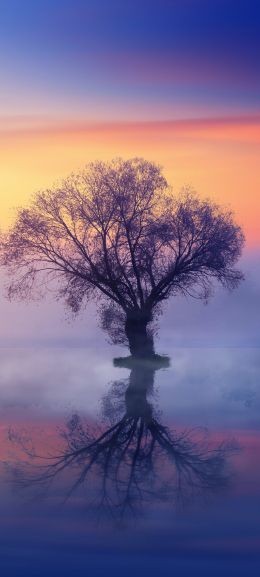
top-left (0, 158), bottom-right (244, 356)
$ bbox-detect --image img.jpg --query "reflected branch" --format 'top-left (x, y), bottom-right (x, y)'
top-left (5, 357), bottom-right (239, 521)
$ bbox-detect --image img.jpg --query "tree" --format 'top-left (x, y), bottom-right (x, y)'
top-left (0, 158), bottom-right (244, 356)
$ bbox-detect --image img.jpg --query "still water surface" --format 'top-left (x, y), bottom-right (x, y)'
top-left (0, 344), bottom-right (259, 576)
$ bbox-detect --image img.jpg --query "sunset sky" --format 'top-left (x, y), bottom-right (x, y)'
top-left (0, 0), bottom-right (259, 247)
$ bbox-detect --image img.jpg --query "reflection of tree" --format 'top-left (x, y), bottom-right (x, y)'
top-left (6, 356), bottom-right (238, 521)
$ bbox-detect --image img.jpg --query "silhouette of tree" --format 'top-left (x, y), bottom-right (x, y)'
top-left (6, 356), bottom-right (238, 521)
top-left (0, 158), bottom-right (244, 356)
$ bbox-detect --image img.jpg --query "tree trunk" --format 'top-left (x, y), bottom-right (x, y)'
top-left (125, 361), bottom-right (155, 420)
top-left (125, 310), bottom-right (154, 358)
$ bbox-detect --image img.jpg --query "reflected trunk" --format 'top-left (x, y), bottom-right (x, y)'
top-left (125, 359), bottom-right (155, 420)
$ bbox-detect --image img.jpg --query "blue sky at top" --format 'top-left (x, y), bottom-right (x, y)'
top-left (0, 0), bottom-right (259, 120)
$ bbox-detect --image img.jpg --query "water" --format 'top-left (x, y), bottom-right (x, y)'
top-left (0, 344), bottom-right (259, 576)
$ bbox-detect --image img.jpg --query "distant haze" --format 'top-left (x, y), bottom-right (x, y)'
top-left (0, 250), bottom-right (259, 349)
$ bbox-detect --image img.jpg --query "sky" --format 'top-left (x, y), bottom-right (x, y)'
top-left (0, 0), bottom-right (259, 348)
top-left (0, 0), bottom-right (259, 245)
top-left (1, 0), bottom-right (260, 119)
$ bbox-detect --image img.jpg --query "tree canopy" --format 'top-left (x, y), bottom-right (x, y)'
top-left (0, 157), bottom-right (244, 351)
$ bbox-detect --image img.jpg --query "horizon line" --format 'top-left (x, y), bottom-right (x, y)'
top-left (1, 113), bottom-right (260, 135)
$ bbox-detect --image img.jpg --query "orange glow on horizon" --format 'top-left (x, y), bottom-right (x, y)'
top-left (0, 116), bottom-right (259, 246)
